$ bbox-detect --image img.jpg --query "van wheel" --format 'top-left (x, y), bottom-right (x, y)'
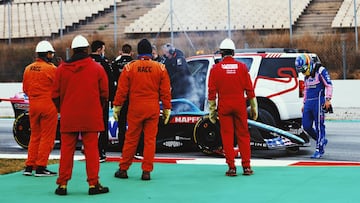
top-left (13, 112), bottom-right (31, 149)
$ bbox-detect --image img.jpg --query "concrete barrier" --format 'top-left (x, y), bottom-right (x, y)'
top-left (0, 80), bottom-right (359, 118)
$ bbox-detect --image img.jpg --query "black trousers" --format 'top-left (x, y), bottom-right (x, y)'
top-left (117, 100), bottom-right (144, 155)
top-left (98, 102), bottom-right (109, 156)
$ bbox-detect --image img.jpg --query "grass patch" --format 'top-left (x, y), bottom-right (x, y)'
top-left (0, 159), bottom-right (59, 175)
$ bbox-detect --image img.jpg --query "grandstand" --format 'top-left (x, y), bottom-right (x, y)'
top-left (0, 0), bottom-right (117, 39)
top-left (124, 0), bottom-right (311, 33)
top-left (332, 0), bottom-right (360, 28)
top-left (294, 0), bottom-right (343, 35)
top-left (1, 0), bottom-right (360, 40)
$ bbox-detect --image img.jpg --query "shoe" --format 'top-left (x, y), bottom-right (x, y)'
top-left (81, 145), bottom-right (84, 154)
top-left (311, 138), bottom-right (328, 159)
top-left (99, 150), bottom-right (106, 163)
top-left (55, 185), bottom-right (67, 196)
top-left (310, 150), bottom-right (323, 159)
top-left (35, 166), bottom-right (57, 177)
top-left (141, 171), bottom-right (151, 180)
top-left (23, 166), bottom-right (33, 176)
top-left (134, 152), bottom-right (144, 160)
top-left (320, 138), bottom-right (328, 154)
top-left (323, 138), bottom-right (328, 147)
top-left (88, 183), bottom-right (109, 195)
top-left (114, 169), bottom-right (128, 179)
top-left (99, 156), bottom-right (106, 163)
top-left (242, 167), bottom-right (254, 176)
top-left (225, 168), bottom-right (237, 176)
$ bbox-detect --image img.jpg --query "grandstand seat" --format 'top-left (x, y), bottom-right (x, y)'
top-left (124, 0), bottom-right (311, 34)
top-left (0, 0), bottom-right (116, 39)
top-left (331, 0), bottom-right (360, 28)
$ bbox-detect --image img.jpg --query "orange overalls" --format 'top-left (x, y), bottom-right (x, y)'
top-left (22, 58), bottom-right (58, 169)
top-left (208, 56), bottom-right (255, 169)
top-left (113, 56), bottom-right (171, 172)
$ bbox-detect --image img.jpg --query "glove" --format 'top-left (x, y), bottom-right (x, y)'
top-left (208, 100), bottom-right (217, 124)
top-left (249, 98), bottom-right (258, 120)
top-left (113, 105), bottom-right (122, 121)
top-left (163, 109), bottom-right (171, 125)
top-left (324, 99), bottom-right (331, 109)
top-left (323, 99), bottom-right (333, 113)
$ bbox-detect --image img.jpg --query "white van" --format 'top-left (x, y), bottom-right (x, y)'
top-left (186, 49), bottom-right (320, 132)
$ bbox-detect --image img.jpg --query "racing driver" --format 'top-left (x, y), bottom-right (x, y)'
top-left (295, 54), bottom-right (333, 159)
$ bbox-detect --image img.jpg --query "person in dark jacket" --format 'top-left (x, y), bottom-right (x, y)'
top-left (90, 40), bottom-right (115, 162)
top-left (152, 44), bottom-right (164, 62)
top-left (111, 44), bottom-right (133, 152)
top-left (162, 43), bottom-right (194, 100)
top-left (112, 43), bottom-right (133, 85)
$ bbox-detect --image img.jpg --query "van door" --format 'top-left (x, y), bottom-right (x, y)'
top-left (256, 57), bottom-right (302, 120)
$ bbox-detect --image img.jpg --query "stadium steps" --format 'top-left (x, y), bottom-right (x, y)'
top-left (293, 0), bottom-right (343, 36)
top-left (63, 0), bottom-right (164, 40)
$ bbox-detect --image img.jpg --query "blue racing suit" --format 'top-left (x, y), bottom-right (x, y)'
top-left (302, 65), bottom-right (333, 152)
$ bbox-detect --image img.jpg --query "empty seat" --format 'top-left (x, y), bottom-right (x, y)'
top-left (125, 0), bottom-right (311, 33)
top-left (0, 0), bottom-right (117, 39)
top-left (331, 0), bottom-right (360, 28)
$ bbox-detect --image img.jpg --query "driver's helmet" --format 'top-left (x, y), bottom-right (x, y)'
top-left (295, 53), bottom-right (313, 76)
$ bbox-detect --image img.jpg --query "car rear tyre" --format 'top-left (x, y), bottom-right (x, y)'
top-left (193, 115), bottom-right (223, 155)
top-left (13, 112), bottom-right (31, 149)
top-left (250, 108), bottom-right (277, 139)
top-left (286, 146), bottom-right (300, 154)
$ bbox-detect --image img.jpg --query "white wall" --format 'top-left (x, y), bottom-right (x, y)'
top-left (0, 80), bottom-right (359, 117)
top-left (0, 83), bottom-right (23, 117)
top-left (330, 80), bottom-right (358, 108)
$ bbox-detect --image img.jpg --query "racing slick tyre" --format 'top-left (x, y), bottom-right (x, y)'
top-left (13, 112), bottom-right (31, 149)
top-left (256, 108), bottom-right (277, 137)
top-left (193, 115), bottom-right (223, 155)
top-left (285, 146), bottom-right (300, 154)
top-left (285, 131), bottom-right (309, 154)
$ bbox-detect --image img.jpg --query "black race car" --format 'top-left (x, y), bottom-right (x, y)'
top-left (2, 93), bottom-right (309, 155)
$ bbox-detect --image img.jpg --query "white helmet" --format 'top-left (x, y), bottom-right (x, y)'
top-left (219, 38), bottom-right (236, 50)
top-left (35, 40), bottom-right (55, 53)
top-left (71, 35), bottom-right (89, 49)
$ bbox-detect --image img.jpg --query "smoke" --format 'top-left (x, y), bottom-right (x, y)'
top-left (171, 69), bottom-right (206, 111)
